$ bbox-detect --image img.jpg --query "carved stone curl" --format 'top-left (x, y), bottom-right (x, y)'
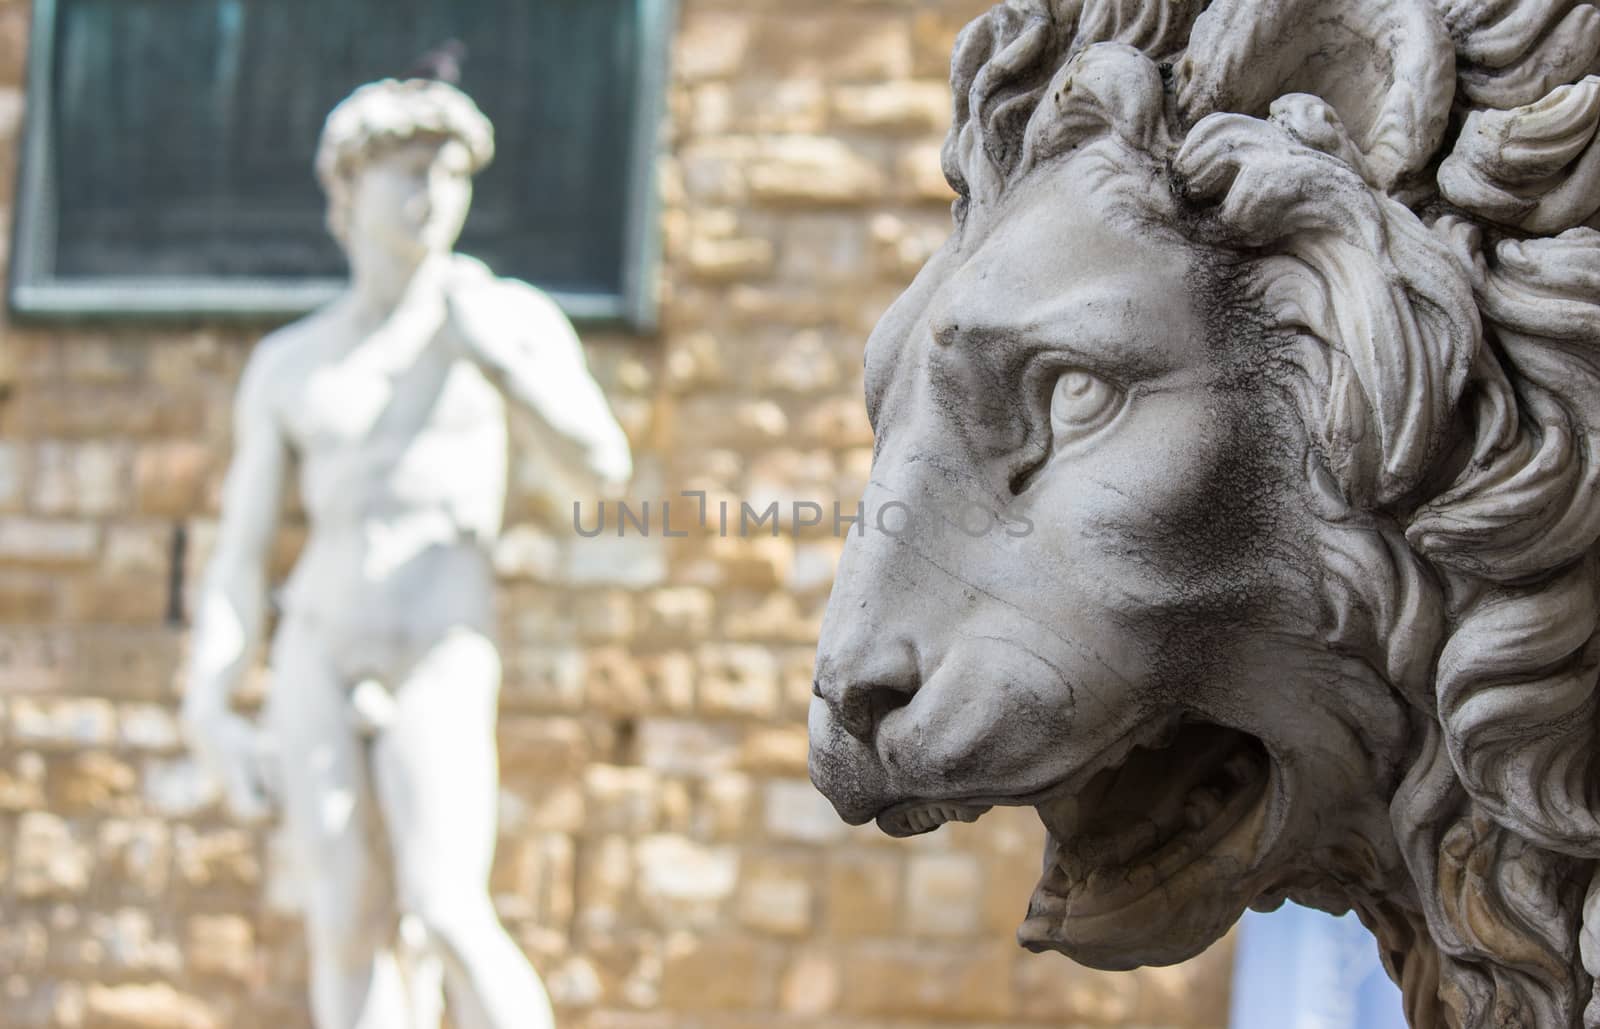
top-left (808, 3), bottom-right (1600, 1026)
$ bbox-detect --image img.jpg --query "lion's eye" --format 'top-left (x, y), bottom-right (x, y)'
top-left (1050, 369), bottom-right (1122, 445)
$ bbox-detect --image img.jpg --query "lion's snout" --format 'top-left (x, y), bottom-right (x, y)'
top-left (812, 637), bottom-right (922, 743)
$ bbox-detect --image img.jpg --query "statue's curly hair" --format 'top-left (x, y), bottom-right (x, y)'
top-left (313, 78), bottom-right (495, 244)
top-left (939, 2), bottom-right (1600, 1026)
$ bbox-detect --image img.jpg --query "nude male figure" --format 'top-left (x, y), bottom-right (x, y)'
top-left (181, 79), bottom-right (632, 1029)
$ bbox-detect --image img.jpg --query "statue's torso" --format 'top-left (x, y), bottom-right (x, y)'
top-left (268, 297), bottom-right (508, 652)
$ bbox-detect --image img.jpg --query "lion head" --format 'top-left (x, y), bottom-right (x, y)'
top-left (808, 2), bottom-right (1600, 1026)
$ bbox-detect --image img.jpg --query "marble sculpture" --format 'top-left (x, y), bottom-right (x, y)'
top-left (181, 78), bottom-right (632, 1029)
top-left (808, 2), bottom-right (1600, 1026)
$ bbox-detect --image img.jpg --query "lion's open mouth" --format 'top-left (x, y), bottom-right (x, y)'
top-left (873, 721), bottom-right (1271, 934)
top-left (1024, 722), bottom-right (1271, 940)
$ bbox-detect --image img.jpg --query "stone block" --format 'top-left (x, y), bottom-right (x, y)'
top-left (641, 587), bottom-right (715, 639)
top-left (635, 718), bottom-right (740, 777)
top-left (187, 914), bottom-right (256, 980)
top-left (752, 13), bottom-right (914, 82)
top-left (497, 716), bottom-right (592, 776)
top-left (0, 440), bottom-right (23, 510)
top-left (697, 644), bottom-right (780, 719)
top-left (10, 697), bottom-right (116, 748)
top-left (764, 778), bottom-right (847, 844)
top-left (0, 570), bottom-right (58, 619)
top-left (14, 812), bottom-right (91, 898)
top-left (659, 935), bottom-right (781, 1012)
top-left (117, 703), bottom-right (181, 751)
top-left (574, 590), bottom-right (636, 644)
top-left (584, 765), bottom-right (661, 836)
top-left (91, 909), bottom-right (182, 973)
top-left (0, 85), bottom-right (22, 147)
top-left (1012, 948), bottom-right (1141, 1023)
top-left (96, 819), bottom-right (171, 899)
top-left (837, 941), bottom-right (1016, 1020)
top-left (501, 645), bottom-right (585, 712)
top-left (912, 3), bottom-right (988, 76)
top-left (798, 396), bottom-right (875, 449)
top-left (696, 771), bottom-right (755, 841)
top-left (825, 851), bottom-right (901, 937)
top-left (692, 79), bottom-right (827, 136)
top-left (102, 524), bottom-right (170, 576)
top-left (635, 834), bottom-right (738, 929)
top-left (573, 835), bottom-right (635, 936)
top-left (758, 330), bottom-right (841, 396)
top-left (679, 139), bottom-right (753, 204)
top-left (141, 756), bottom-right (216, 819)
top-left (1127, 940), bottom-right (1236, 1026)
top-left (896, 139), bottom-right (958, 202)
top-left (492, 832), bottom-right (575, 930)
top-left (83, 982), bottom-right (220, 1029)
top-left (640, 651), bottom-right (696, 714)
top-left (737, 726), bottom-right (810, 776)
top-left (674, 11), bottom-right (751, 81)
top-left (779, 948), bottom-right (841, 1017)
top-left (0, 750), bottom-right (47, 810)
top-left (747, 137), bottom-right (885, 206)
top-left (905, 852), bottom-right (983, 937)
top-left (32, 440), bottom-right (126, 515)
top-left (736, 854), bottom-right (815, 936)
top-left (583, 646), bottom-right (652, 715)
top-left (722, 592), bottom-right (823, 642)
top-left (563, 532), bottom-right (668, 589)
top-left (832, 81), bottom-right (952, 133)
top-left (686, 235), bottom-right (775, 282)
top-left (54, 752), bottom-right (139, 813)
top-left (0, 517), bottom-right (97, 565)
top-left (172, 827), bottom-right (260, 891)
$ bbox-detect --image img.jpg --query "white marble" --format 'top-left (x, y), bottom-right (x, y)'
top-left (182, 78), bottom-right (630, 1029)
top-left (808, 3), bottom-right (1600, 1027)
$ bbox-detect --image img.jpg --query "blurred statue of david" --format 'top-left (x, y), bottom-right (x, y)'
top-left (181, 75), bottom-right (632, 1029)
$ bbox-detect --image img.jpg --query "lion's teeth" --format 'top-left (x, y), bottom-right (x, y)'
top-left (1224, 753), bottom-right (1255, 783)
top-left (1184, 788), bottom-right (1222, 829)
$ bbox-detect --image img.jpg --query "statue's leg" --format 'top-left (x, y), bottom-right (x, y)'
top-left (369, 627), bottom-right (556, 1029)
top-left (266, 623), bottom-right (418, 1028)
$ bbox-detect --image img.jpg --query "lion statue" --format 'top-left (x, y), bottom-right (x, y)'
top-left (807, 1), bottom-right (1600, 1026)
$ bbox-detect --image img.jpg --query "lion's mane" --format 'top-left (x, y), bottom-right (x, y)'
top-left (938, 2), bottom-right (1600, 1026)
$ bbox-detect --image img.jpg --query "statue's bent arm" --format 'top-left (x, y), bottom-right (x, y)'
top-left (451, 283), bottom-right (633, 493)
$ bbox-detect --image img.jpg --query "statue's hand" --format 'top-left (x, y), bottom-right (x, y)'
top-left (184, 709), bottom-right (276, 824)
top-left (440, 280), bottom-right (520, 368)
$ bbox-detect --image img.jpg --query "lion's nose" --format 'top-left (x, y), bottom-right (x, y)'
top-left (813, 641), bottom-right (922, 743)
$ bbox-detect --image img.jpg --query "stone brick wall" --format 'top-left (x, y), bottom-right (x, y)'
top-left (0, 0), bottom-right (1235, 1025)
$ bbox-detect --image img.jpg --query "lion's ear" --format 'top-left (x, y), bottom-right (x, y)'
top-left (1408, 229), bottom-right (1600, 581)
top-left (1174, 115), bottom-right (1479, 508)
top-left (1175, 0), bottom-right (1453, 190)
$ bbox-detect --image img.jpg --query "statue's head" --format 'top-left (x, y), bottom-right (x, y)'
top-left (314, 78), bottom-right (494, 257)
top-left (809, 2), bottom-right (1600, 1025)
